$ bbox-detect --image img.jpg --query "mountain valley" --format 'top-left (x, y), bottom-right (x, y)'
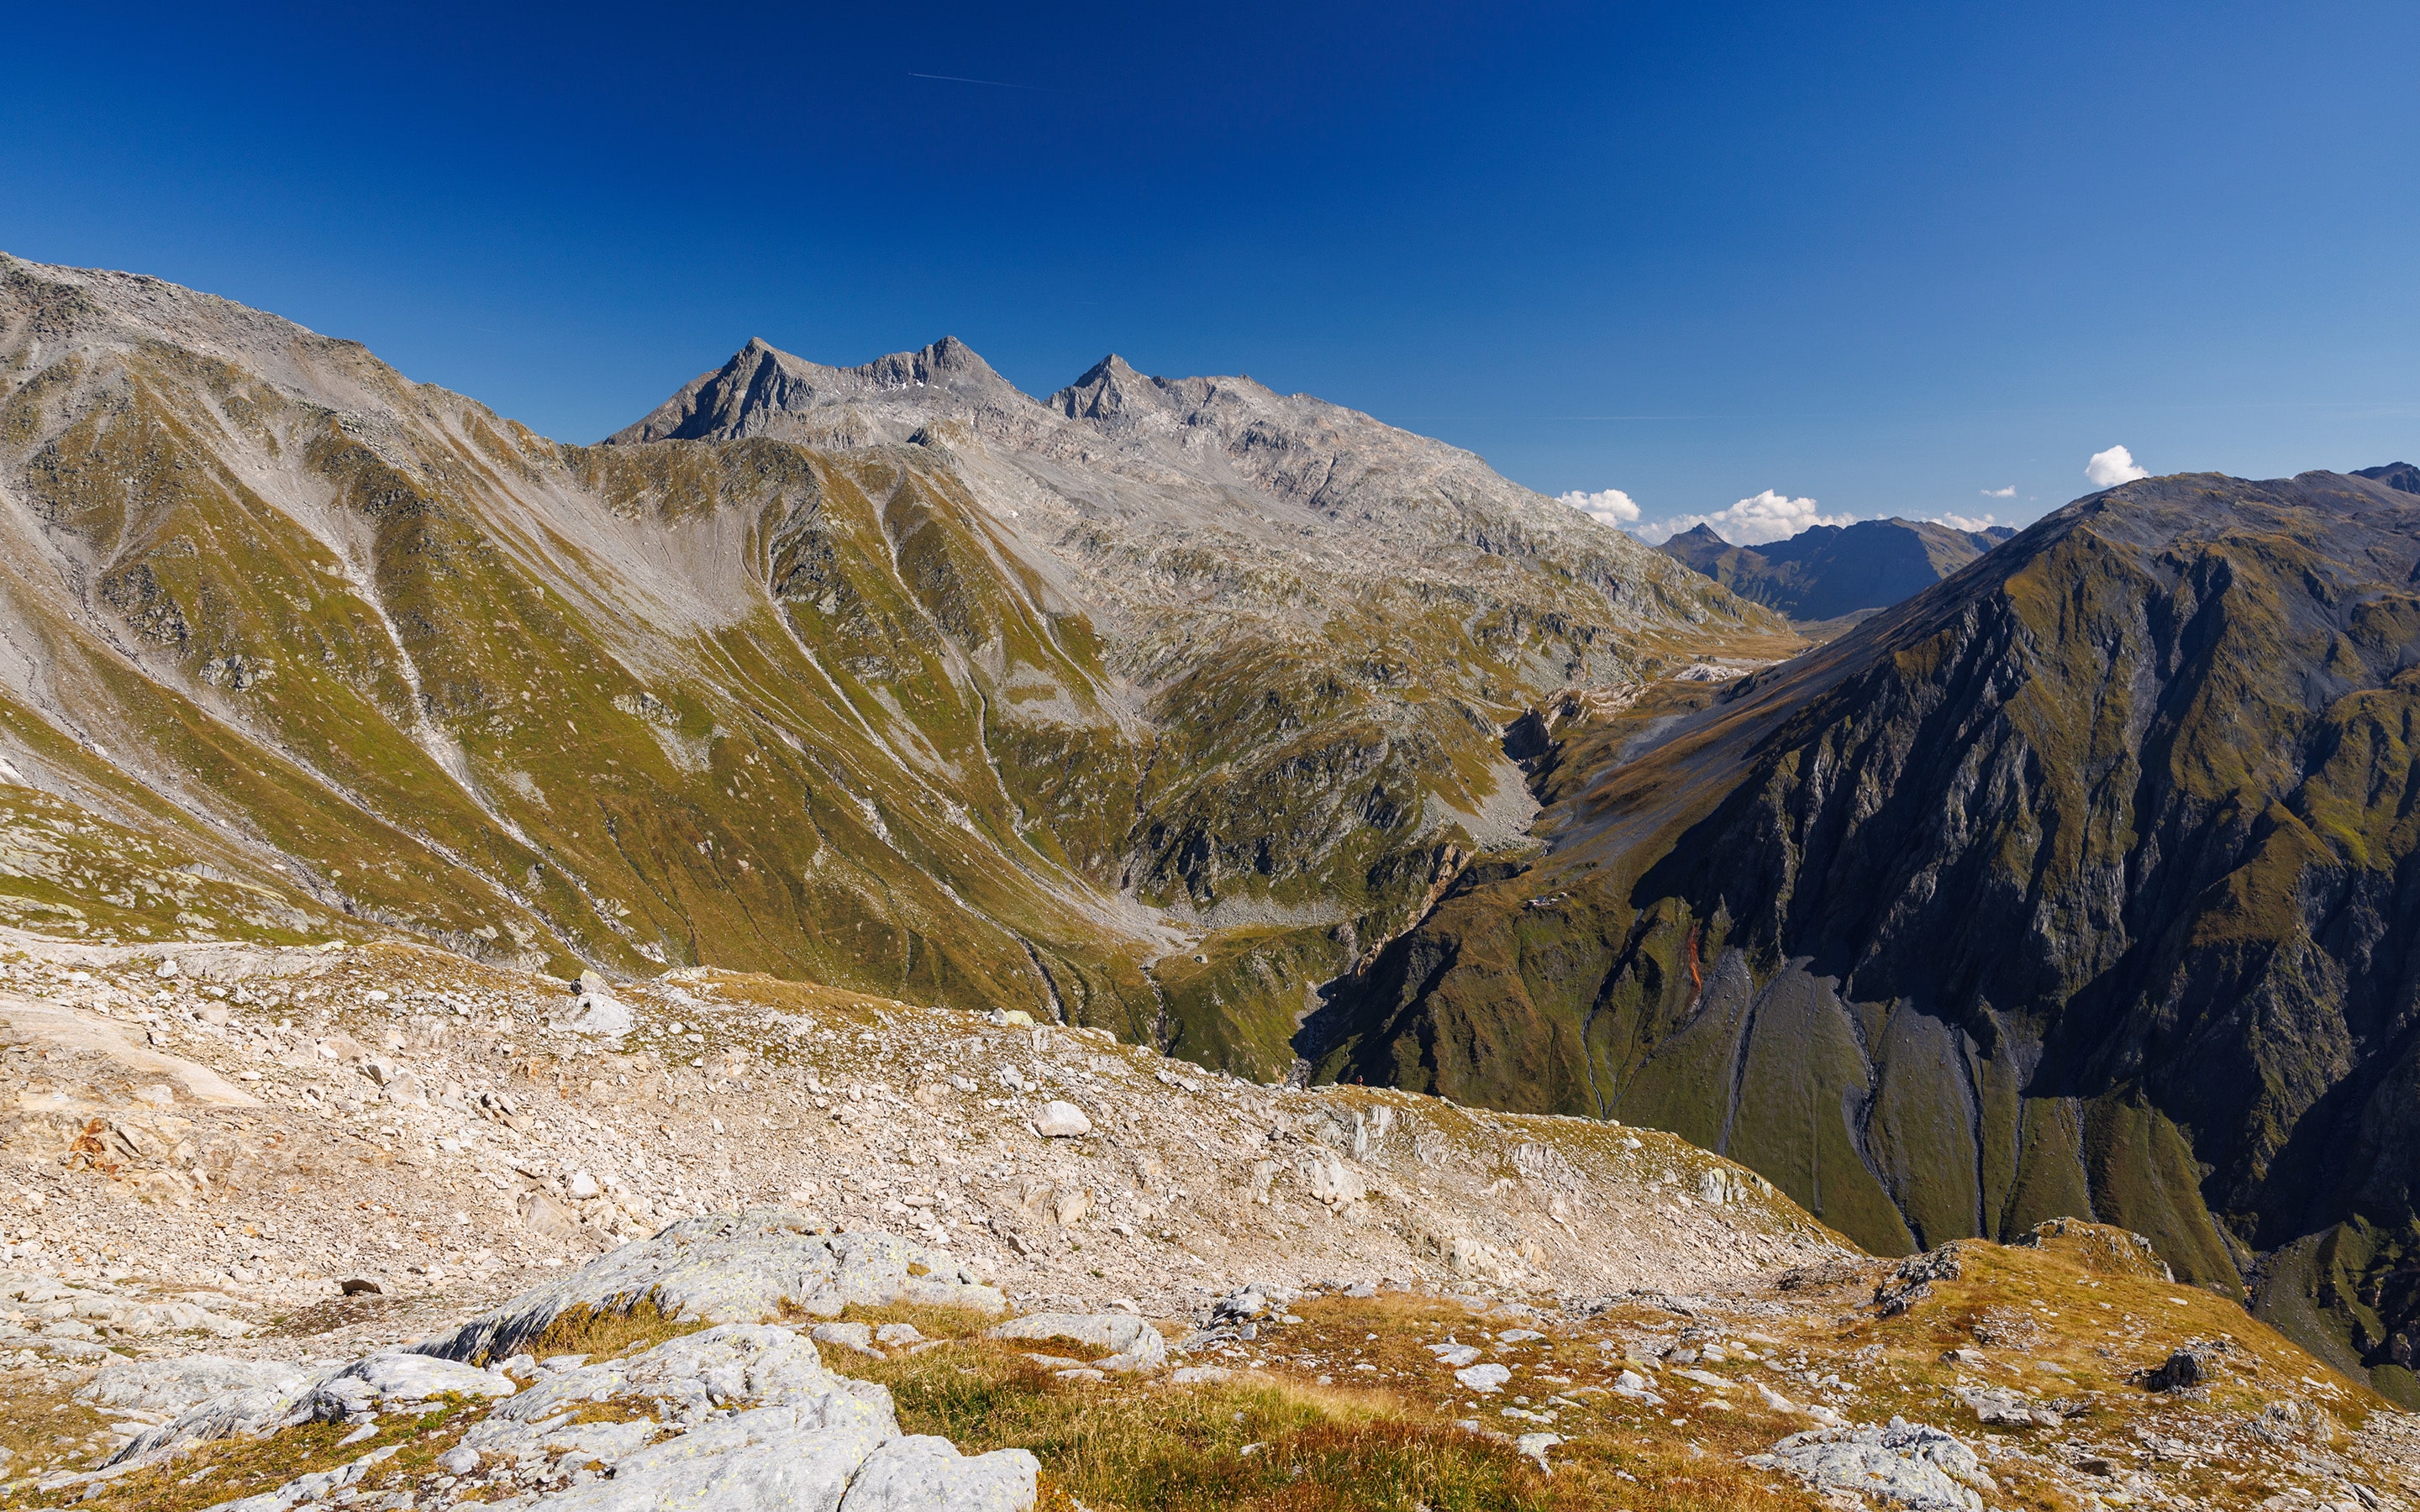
top-left (0, 252), bottom-right (2416, 1508)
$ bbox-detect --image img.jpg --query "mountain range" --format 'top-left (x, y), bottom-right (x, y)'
top-left (9, 250), bottom-right (2420, 1403)
top-left (0, 254), bottom-right (1779, 1086)
top-left (1656, 515), bottom-right (2016, 625)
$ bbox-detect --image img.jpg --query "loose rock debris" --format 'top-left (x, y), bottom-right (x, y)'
top-left (0, 931), bottom-right (2409, 1509)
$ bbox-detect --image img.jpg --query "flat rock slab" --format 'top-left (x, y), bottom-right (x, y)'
top-left (986, 1313), bottom-right (1165, 1371)
top-left (419, 1210), bottom-right (1004, 1362)
top-left (76, 1354), bottom-right (308, 1415)
top-left (0, 996), bottom-right (259, 1105)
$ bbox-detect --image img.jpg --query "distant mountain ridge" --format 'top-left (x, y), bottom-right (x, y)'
top-left (2354, 460), bottom-right (2419, 494)
top-left (1657, 515), bottom-right (2014, 623)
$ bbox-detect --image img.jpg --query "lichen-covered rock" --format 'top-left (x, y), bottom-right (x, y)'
top-left (418, 1211), bottom-right (1004, 1363)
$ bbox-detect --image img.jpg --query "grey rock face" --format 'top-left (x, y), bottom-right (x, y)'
top-left (418, 1210), bottom-right (1005, 1363)
top-left (481, 1325), bottom-right (891, 1436)
top-left (167, 1319), bottom-right (1037, 1512)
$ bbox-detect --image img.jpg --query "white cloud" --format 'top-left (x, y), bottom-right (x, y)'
top-left (1558, 487), bottom-right (1641, 526)
top-left (1981, 486), bottom-right (2016, 498)
top-left (1631, 489), bottom-right (1852, 546)
top-left (2085, 444), bottom-right (2149, 488)
top-left (1934, 512), bottom-right (1997, 532)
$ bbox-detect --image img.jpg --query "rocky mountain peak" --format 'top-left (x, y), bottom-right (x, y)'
top-left (607, 333), bottom-right (1039, 448)
top-left (2355, 460), bottom-right (2419, 494)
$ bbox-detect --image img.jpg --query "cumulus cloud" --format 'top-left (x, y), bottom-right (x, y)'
top-left (2085, 444), bottom-right (2149, 488)
top-left (1631, 489), bottom-right (1852, 547)
top-left (1981, 486), bottom-right (2016, 498)
top-left (1935, 512), bottom-right (1997, 532)
top-left (1557, 487), bottom-right (1642, 526)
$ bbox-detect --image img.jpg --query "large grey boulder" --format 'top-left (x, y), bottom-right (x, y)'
top-left (1745, 1418), bottom-right (1994, 1512)
top-left (418, 1211), bottom-right (1005, 1363)
top-left (986, 1313), bottom-right (1165, 1372)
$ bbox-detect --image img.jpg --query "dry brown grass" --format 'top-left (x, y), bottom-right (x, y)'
top-left (497, 1295), bottom-right (709, 1364)
top-left (25, 1401), bottom-right (478, 1512)
top-left (825, 1299), bottom-right (1005, 1341)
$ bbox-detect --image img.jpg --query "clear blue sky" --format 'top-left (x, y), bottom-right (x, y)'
top-left (6, 2), bottom-right (2415, 536)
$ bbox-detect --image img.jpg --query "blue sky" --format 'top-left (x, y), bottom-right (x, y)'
top-left (6, 2), bottom-right (2416, 540)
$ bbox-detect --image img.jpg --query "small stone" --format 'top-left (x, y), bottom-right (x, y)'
top-left (1515, 1431), bottom-right (1561, 1473)
top-left (155, 958), bottom-right (179, 979)
top-left (874, 1322), bottom-right (924, 1347)
top-left (518, 1191), bottom-right (581, 1243)
top-left (567, 1171), bottom-right (602, 1200)
top-left (1455, 1362), bottom-right (1512, 1393)
top-left (811, 1322), bottom-right (882, 1358)
top-left (1033, 1101), bottom-right (1092, 1138)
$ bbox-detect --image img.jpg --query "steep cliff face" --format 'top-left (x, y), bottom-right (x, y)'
top-left (1308, 470), bottom-right (2420, 1402)
top-left (0, 255), bottom-right (1783, 1079)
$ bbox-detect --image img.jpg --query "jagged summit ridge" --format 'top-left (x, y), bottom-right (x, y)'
top-left (610, 333), bottom-right (1038, 447)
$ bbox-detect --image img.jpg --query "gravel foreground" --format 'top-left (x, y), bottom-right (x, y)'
top-left (0, 932), bottom-right (2413, 1509)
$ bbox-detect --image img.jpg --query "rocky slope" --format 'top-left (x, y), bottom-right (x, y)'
top-left (1658, 517), bottom-right (2014, 625)
top-left (2, 929), bottom-right (2411, 1511)
top-left (0, 255), bottom-right (1784, 1081)
top-left (1312, 468), bottom-right (2420, 1404)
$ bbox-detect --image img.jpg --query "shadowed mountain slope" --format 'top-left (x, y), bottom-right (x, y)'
top-left (1658, 516), bottom-right (2014, 624)
top-left (1307, 468), bottom-right (2420, 1403)
top-left (0, 255), bottom-right (1784, 1080)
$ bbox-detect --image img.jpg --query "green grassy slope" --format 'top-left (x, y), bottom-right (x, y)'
top-left (1310, 469), bottom-right (2420, 1402)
